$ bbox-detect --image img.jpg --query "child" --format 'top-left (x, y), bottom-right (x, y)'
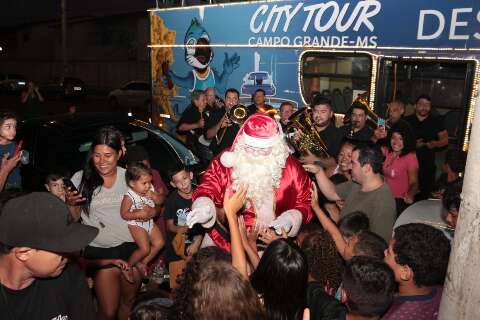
top-left (383, 223), bottom-right (451, 320)
top-left (163, 165), bottom-right (203, 289)
top-left (120, 162), bottom-right (165, 277)
top-left (0, 111), bottom-right (22, 190)
top-left (44, 172), bottom-right (66, 201)
top-left (340, 256), bottom-right (395, 320)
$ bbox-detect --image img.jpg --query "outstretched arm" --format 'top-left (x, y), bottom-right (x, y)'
top-left (223, 185), bottom-right (248, 278)
top-left (303, 164), bottom-right (342, 201)
top-left (311, 185), bottom-right (348, 260)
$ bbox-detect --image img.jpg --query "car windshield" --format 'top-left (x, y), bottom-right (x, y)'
top-left (33, 122), bottom-right (198, 183)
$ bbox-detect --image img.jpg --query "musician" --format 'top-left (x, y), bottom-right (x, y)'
top-left (247, 88), bottom-right (274, 114)
top-left (279, 101), bottom-right (294, 133)
top-left (205, 87), bottom-right (223, 110)
top-left (298, 96), bottom-right (343, 169)
top-left (205, 88), bottom-right (241, 154)
top-left (340, 103), bottom-right (374, 142)
top-left (177, 90), bottom-right (212, 164)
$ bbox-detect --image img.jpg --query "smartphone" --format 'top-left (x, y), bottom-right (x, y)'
top-left (377, 118), bottom-right (386, 127)
top-left (13, 140), bottom-right (23, 157)
top-left (63, 178), bottom-right (78, 193)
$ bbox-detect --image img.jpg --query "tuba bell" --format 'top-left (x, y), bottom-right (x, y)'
top-left (216, 104), bottom-right (251, 144)
top-left (285, 107), bottom-right (330, 158)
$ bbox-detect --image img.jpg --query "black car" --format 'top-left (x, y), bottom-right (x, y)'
top-left (0, 73), bottom-right (27, 93)
top-left (40, 77), bottom-right (86, 100)
top-left (17, 113), bottom-right (201, 191)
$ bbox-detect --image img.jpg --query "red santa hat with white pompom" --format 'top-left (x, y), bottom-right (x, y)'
top-left (220, 112), bottom-right (280, 168)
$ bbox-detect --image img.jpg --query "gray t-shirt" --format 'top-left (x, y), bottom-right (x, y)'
top-left (72, 167), bottom-right (133, 248)
top-left (336, 180), bottom-right (396, 241)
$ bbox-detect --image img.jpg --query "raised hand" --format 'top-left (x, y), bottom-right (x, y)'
top-left (223, 185), bottom-right (247, 218)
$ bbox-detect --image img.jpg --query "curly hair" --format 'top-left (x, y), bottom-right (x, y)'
top-left (393, 223), bottom-right (451, 286)
top-left (387, 122), bottom-right (416, 156)
top-left (171, 246), bottom-right (231, 320)
top-left (301, 229), bottom-right (343, 290)
top-left (343, 256), bottom-right (395, 317)
top-left (191, 260), bottom-right (266, 320)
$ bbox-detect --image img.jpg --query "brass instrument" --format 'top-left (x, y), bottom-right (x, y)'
top-left (343, 92), bottom-right (390, 134)
top-left (216, 104), bottom-right (250, 144)
top-left (285, 107), bottom-right (330, 158)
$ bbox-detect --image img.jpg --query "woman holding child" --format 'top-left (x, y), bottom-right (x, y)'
top-left (66, 127), bottom-right (161, 320)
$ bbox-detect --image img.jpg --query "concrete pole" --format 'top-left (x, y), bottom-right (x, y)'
top-left (61, 0), bottom-right (67, 78)
top-left (438, 91), bottom-right (480, 319)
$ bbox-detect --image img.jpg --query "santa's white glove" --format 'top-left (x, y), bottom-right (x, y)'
top-left (269, 209), bottom-right (303, 236)
top-left (186, 206), bottom-right (214, 228)
top-left (269, 215), bottom-right (293, 235)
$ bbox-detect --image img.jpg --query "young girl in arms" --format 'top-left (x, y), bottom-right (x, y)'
top-left (121, 162), bottom-right (164, 276)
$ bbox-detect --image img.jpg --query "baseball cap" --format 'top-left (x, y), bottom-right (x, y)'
top-left (0, 192), bottom-right (98, 252)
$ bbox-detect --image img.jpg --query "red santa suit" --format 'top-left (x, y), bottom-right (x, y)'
top-left (187, 113), bottom-right (313, 251)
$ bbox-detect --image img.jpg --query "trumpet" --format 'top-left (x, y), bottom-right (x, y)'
top-left (216, 104), bottom-right (251, 145)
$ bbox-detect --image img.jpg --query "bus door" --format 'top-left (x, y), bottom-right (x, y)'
top-left (374, 58), bottom-right (478, 150)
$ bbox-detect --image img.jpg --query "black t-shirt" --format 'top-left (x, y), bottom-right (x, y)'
top-left (404, 114), bottom-right (445, 164)
top-left (205, 106), bottom-right (241, 154)
top-left (0, 263), bottom-right (95, 320)
top-left (340, 125), bottom-right (374, 142)
top-left (318, 123), bottom-right (344, 158)
top-left (306, 282), bottom-right (347, 320)
top-left (163, 190), bottom-right (203, 264)
top-left (177, 104), bottom-right (212, 147)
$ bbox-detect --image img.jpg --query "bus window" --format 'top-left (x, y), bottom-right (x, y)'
top-left (300, 53), bottom-right (372, 114)
top-left (375, 59), bottom-right (476, 144)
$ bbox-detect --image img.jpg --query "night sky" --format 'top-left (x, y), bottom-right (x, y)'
top-left (0, 0), bottom-right (157, 28)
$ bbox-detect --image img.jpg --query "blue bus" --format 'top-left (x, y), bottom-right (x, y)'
top-left (149, 0), bottom-right (480, 151)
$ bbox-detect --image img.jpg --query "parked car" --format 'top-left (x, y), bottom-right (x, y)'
top-left (108, 81), bottom-right (151, 112)
top-left (0, 73), bottom-right (27, 93)
top-left (17, 112), bottom-right (201, 191)
top-left (40, 77), bottom-right (86, 100)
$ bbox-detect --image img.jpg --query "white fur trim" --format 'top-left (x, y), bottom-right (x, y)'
top-left (278, 209), bottom-right (303, 236)
top-left (192, 197), bottom-right (216, 228)
top-left (243, 132), bottom-right (278, 148)
top-left (220, 151), bottom-right (235, 168)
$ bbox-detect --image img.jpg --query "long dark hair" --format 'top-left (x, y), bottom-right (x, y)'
top-left (79, 126), bottom-right (123, 215)
top-left (251, 239), bottom-right (308, 320)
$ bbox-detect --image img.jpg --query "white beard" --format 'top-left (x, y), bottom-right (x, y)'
top-left (230, 135), bottom-right (290, 210)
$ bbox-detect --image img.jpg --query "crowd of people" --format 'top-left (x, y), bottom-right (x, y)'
top-left (0, 85), bottom-right (467, 320)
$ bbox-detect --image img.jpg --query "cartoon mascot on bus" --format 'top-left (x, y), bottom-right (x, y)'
top-left (163, 18), bottom-right (240, 95)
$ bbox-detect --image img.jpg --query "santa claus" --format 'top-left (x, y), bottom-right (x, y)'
top-left (186, 112), bottom-right (312, 251)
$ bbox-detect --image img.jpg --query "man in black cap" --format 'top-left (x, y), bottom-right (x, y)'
top-left (0, 192), bottom-right (99, 320)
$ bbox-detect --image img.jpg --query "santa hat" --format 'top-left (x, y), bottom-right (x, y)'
top-left (220, 113), bottom-right (280, 168)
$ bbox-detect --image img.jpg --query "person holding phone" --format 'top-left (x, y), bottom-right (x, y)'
top-left (0, 111), bottom-right (22, 191)
top-left (66, 126), bottom-right (153, 320)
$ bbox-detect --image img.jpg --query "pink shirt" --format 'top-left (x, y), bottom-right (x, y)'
top-left (383, 151), bottom-right (418, 198)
